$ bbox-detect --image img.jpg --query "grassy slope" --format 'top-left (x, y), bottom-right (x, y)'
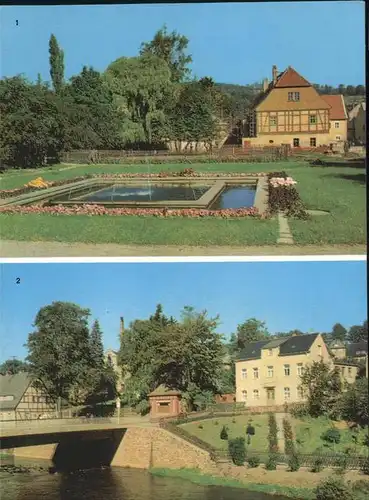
top-left (181, 415), bottom-right (269, 451)
top-left (150, 468), bottom-right (315, 499)
top-left (0, 160), bottom-right (365, 246)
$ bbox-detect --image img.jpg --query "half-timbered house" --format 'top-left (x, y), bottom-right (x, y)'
top-left (242, 66), bottom-right (348, 148)
top-left (0, 372), bottom-right (56, 421)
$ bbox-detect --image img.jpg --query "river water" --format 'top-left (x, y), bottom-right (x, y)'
top-left (0, 457), bottom-right (289, 500)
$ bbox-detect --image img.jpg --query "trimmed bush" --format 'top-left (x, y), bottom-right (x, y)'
top-left (246, 424), bottom-right (255, 436)
top-left (247, 456), bottom-right (260, 468)
top-left (228, 437), bottom-right (246, 466)
top-left (265, 453), bottom-right (278, 470)
top-left (198, 424), bottom-right (203, 429)
top-left (268, 413), bottom-right (279, 453)
top-left (220, 425), bottom-right (228, 440)
top-left (288, 452), bottom-right (300, 472)
top-left (334, 456), bottom-right (348, 475)
top-left (321, 428), bottom-right (341, 445)
top-left (314, 477), bottom-right (354, 500)
top-left (283, 417), bottom-right (295, 455)
top-left (311, 457), bottom-right (324, 473)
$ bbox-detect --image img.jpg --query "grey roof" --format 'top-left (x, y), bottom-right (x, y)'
top-left (347, 341), bottom-right (368, 358)
top-left (279, 333), bottom-right (319, 356)
top-left (0, 372), bottom-right (32, 411)
top-left (237, 340), bottom-right (271, 361)
top-left (237, 333), bottom-right (319, 361)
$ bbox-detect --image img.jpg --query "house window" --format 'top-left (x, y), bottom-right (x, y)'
top-left (284, 387), bottom-right (291, 400)
top-left (297, 387), bottom-right (305, 399)
top-left (0, 395), bottom-right (14, 401)
top-left (335, 122), bottom-right (340, 128)
top-left (341, 366), bottom-right (345, 375)
top-left (284, 364), bottom-right (290, 376)
top-left (309, 115), bottom-right (316, 124)
top-left (267, 366), bottom-right (274, 378)
top-left (253, 368), bottom-right (259, 379)
top-left (310, 137), bottom-right (316, 147)
top-left (297, 363), bottom-right (304, 376)
top-left (288, 92), bottom-right (300, 102)
top-left (318, 345), bottom-right (322, 356)
top-left (335, 136), bottom-right (341, 141)
top-left (241, 390), bottom-right (247, 402)
top-left (293, 138), bottom-right (300, 147)
top-left (268, 349), bottom-right (273, 356)
top-left (241, 368), bottom-right (247, 380)
top-left (32, 396), bottom-right (37, 403)
top-left (348, 367), bottom-right (352, 376)
top-left (253, 389), bottom-right (260, 400)
top-left (269, 116), bottom-right (277, 126)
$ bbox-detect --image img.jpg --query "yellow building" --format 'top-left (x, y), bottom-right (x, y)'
top-left (235, 333), bottom-right (359, 408)
top-left (242, 66), bottom-right (348, 149)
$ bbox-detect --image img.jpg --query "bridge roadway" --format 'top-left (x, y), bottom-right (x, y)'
top-left (0, 416), bottom-right (157, 449)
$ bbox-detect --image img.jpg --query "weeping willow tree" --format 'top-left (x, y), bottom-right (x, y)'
top-left (105, 54), bottom-right (176, 147)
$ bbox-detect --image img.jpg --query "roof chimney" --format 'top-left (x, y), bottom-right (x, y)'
top-left (263, 78), bottom-right (269, 92)
top-left (120, 317), bottom-right (124, 338)
top-left (272, 65), bottom-right (278, 84)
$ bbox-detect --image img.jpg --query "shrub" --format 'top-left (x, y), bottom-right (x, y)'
top-left (265, 453), bottom-right (278, 470)
top-left (214, 420), bottom-right (219, 425)
top-left (268, 413), bottom-right (279, 453)
top-left (334, 456), bottom-right (348, 475)
top-left (352, 479), bottom-right (369, 500)
top-left (360, 457), bottom-right (369, 475)
top-left (321, 428), bottom-right (341, 445)
top-left (220, 425), bottom-right (228, 440)
top-left (311, 457), bottom-right (324, 473)
top-left (288, 452), bottom-right (300, 472)
top-left (246, 424), bottom-right (255, 436)
top-left (314, 477), bottom-right (354, 500)
top-left (198, 424), bottom-right (203, 429)
top-left (290, 403), bottom-right (309, 418)
top-left (247, 456), bottom-right (260, 468)
top-left (283, 418), bottom-right (295, 455)
top-left (232, 418), bottom-right (236, 424)
top-left (228, 437), bottom-right (246, 466)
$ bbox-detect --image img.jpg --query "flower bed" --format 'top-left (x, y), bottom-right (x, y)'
top-left (0, 204), bottom-right (260, 218)
top-left (0, 175), bottom-right (93, 199)
top-left (267, 171), bottom-right (309, 219)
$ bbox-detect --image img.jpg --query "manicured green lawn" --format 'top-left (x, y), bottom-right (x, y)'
top-left (180, 415), bottom-right (269, 451)
top-left (0, 213), bottom-right (278, 246)
top-left (289, 164), bottom-right (366, 244)
top-left (292, 416), bottom-right (369, 455)
top-left (0, 160), bottom-right (365, 246)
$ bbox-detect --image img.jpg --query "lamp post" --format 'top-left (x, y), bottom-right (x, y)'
top-left (116, 397), bottom-right (121, 425)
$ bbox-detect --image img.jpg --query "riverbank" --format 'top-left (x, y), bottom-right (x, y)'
top-left (150, 467), bottom-right (315, 499)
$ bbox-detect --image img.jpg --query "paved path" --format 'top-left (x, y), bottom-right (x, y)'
top-left (1, 240), bottom-right (366, 258)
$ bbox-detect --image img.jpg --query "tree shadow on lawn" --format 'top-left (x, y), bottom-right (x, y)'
top-left (324, 172), bottom-right (366, 185)
top-left (310, 159), bottom-right (365, 169)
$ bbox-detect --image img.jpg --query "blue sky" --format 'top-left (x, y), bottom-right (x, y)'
top-left (0, 261), bottom-right (366, 362)
top-left (0, 2), bottom-right (365, 86)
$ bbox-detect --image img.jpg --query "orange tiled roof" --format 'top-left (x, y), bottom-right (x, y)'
top-left (321, 94), bottom-right (348, 120)
top-left (274, 67), bottom-right (311, 88)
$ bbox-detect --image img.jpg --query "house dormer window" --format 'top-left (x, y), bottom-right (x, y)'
top-left (288, 91), bottom-right (300, 102)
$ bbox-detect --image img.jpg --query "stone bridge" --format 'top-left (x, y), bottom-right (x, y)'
top-left (0, 417), bottom-right (214, 472)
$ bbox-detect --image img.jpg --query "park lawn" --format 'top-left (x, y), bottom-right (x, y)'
top-left (0, 161), bottom-right (303, 190)
top-left (0, 213), bottom-right (278, 246)
top-left (292, 416), bottom-right (369, 455)
top-left (0, 159), bottom-right (365, 246)
top-left (288, 163), bottom-right (366, 244)
top-left (180, 415), bottom-right (269, 451)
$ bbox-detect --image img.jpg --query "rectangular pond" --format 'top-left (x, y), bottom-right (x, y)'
top-left (47, 182), bottom-right (257, 210)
